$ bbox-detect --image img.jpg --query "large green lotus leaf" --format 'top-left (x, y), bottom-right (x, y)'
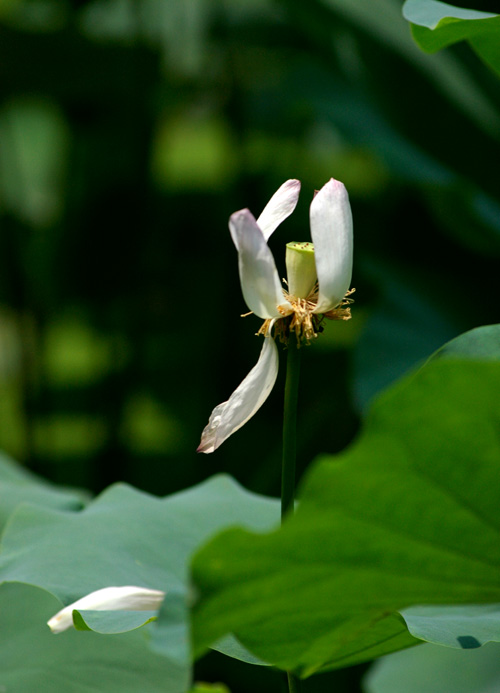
top-left (0, 475), bottom-right (279, 667)
top-left (403, 0), bottom-right (500, 76)
top-left (364, 641), bottom-right (500, 693)
top-left (402, 604), bottom-right (500, 649)
top-left (0, 582), bottom-right (186, 692)
top-left (363, 325), bottom-right (500, 654)
top-left (191, 358), bottom-right (500, 676)
top-left (0, 452), bottom-right (86, 530)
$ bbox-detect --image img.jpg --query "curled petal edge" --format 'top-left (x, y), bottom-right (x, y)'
top-left (198, 333), bottom-right (279, 453)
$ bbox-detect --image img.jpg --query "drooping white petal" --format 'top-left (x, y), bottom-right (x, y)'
top-left (198, 336), bottom-right (279, 454)
top-left (47, 585), bottom-right (165, 634)
top-left (310, 178), bottom-right (353, 314)
top-left (256, 179), bottom-right (301, 241)
top-left (229, 209), bottom-right (291, 319)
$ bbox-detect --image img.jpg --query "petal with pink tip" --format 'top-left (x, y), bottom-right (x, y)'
top-left (310, 178), bottom-right (353, 314)
top-left (197, 336), bottom-right (279, 454)
top-left (229, 209), bottom-right (291, 319)
top-left (256, 179), bottom-right (301, 240)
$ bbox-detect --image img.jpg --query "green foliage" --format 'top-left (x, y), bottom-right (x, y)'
top-left (0, 583), bottom-right (183, 693)
top-left (0, 451), bottom-right (86, 529)
top-left (403, 0), bottom-right (500, 75)
top-left (191, 346), bottom-right (500, 676)
top-left (189, 683), bottom-right (231, 693)
top-left (402, 605), bottom-right (500, 649)
top-left (352, 268), bottom-right (458, 410)
top-left (0, 475), bottom-right (279, 683)
top-left (0, 0), bottom-right (499, 496)
top-left (430, 323), bottom-right (500, 362)
top-left (1, 1), bottom-right (500, 691)
top-left (2, 326), bottom-right (500, 690)
top-left (364, 641), bottom-right (500, 693)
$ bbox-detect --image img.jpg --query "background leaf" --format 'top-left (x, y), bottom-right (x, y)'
top-left (0, 451), bottom-right (86, 530)
top-left (364, 641), bottom-right (500, 693)
top-left (189, 683), bottom-right (231, 693)
top-left (430, 324), bottom-right (500, 362)
top-left (0, 582), bottom-right (185, 693)
top-left (403, 0), bottom-right (500, 75)
top-left (0, 475), bottom-right (279, 678)
top-left (402, 604), bottom-right (500, 649)
top-left (352, 266), bottom-right (459, 411)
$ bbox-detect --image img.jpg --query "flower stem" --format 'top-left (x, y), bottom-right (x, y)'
top-left (281, 335), bottom-right (301, 520)
top-left (282, 336), bottom-right (302, 693)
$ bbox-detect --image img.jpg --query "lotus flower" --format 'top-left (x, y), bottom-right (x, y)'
top-left (198, 178), bottom-right (353, 454)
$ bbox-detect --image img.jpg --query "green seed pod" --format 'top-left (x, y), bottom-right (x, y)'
top-left (285, 241), bottom-right (317, 299)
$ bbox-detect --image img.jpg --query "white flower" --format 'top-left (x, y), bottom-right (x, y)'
top-left (47, 585), bottom-right (165, 634)
top-left (198, 178), bottom-right (353, 454)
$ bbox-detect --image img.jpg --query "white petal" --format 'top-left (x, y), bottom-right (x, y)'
top-left (229, 209), bottom-right (291, 319)
top-left (310, 178), bottom-right (353, 314)
top-left (256, 179), bottom-right (301, 241)
top-left (198, 336), bottom-right (279, 453)
top-left (47, 586), bottom-right (165, 634)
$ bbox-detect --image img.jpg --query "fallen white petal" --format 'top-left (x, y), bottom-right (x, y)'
top-left (256, 179), bottom-right (301, 241)
top-left (310, 178), bottom-right (353, 314)
top-left (198, 336), bottom-right (279, 453)
top-left (229, 209), bottom-right (291, 319)
top-left (47, 585), bottom-right (166, 634)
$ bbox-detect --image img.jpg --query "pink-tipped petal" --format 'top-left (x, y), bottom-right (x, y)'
top-left (310, 179), bottom-right (353, 313)
top-left (229, 209), bottom-right (291, 319)
top-left (47, 586), bottom-right (165, 634)
top-left (198, 336), bottom-right (279, 453)
top-left (256, 179), bottom-right (301, 241)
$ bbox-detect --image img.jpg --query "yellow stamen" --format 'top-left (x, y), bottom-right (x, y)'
top-left (257, 288), bottom-right (355, 346)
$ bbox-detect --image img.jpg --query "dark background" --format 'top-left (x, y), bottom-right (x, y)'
top-left (0, 1), bottom-right (498, 690)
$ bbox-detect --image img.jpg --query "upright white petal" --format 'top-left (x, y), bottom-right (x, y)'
top-left (198, 336), bottom-right (279, 454)
top-left (47, 585), bottom-right (165, 634)
top-left (229, 209), bottom-right (291, 319)
top-left (256, 179), bottom-right (301, 241)
top-left (310, 178), bottom-right (353, 314)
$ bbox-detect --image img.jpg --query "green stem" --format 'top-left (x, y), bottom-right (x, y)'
top-left (287, 672), bottom-right (302, 693)
top-left (281, 335), bottom-right (301, 520)
top-left (282, 336), bottom-right (303, 693)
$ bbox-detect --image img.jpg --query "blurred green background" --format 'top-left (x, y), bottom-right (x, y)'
top-left (0, 0), bottom-right (499, 689)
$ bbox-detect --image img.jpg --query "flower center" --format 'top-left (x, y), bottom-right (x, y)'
top-left (266, 286), bottom-right (354, 344)
top-left (255, 239), bottom-right (355, 345)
